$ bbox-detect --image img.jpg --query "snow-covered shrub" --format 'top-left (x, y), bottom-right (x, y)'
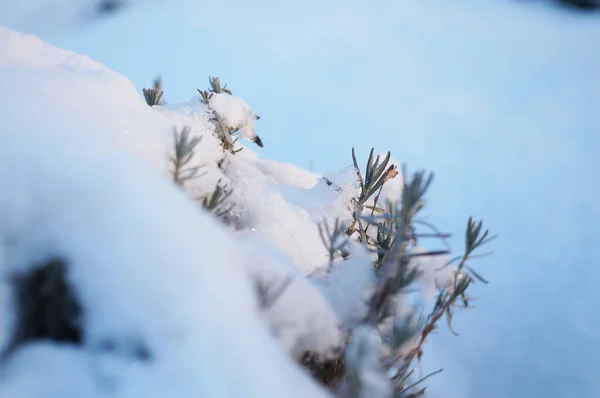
top-left (300, 151), bottom-right (495, 398)
top-left (0, 26), bottom-right (495, 398)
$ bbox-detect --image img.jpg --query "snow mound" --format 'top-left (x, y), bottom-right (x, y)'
top-left (0, 26), bottom-right (331, 398)
top-left (311, 242), bottom-right (376, 330)
top-left (239, 235), bottom-right (342, 358)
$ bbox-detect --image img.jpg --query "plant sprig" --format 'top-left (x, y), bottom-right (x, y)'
top-left (197, 88), bottom-right (236, 152)
top-left (318, 218), bottom-right (351, 269)
top-left (171, 126), bottom-right (206, 186)
top-left (390, 217), bottom-right (496, 393)
top-left (143, 87), bottom-right (163, 106)
top-left (200, 179), bottom-right (234, 218)
top-left (347, 148), bottom-right (398, 242)
top-left (331, 149), bottom-right (496, 398)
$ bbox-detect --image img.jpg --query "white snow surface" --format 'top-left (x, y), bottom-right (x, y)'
top-left (208, 92), bottom-right (260, 143)
top-left (0, 26), bottom-right (334, 398)
top-left (238, 234), bottom-right (342, 358)
top-left (311, 242), bottom-right (376, 330)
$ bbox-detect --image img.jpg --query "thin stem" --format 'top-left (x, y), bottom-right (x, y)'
top-left (397, 368), bottom-right (443, 395)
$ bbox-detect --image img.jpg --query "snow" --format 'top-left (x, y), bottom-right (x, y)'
top-left (342, 325), bottom-right (392, 398)
top-left (226, 156), bottom-right (360, 275)
top-left (208, 92), bottom-right (261, 144)
top-left (311, 242), bottom-right (376, 330)
top-left (239, 235), bottom-right (342, 358)
top-left (0, 26), bottom-right (333, 398)
top-left (0, 26), bottom-right (170, 175)
top-left (154, 101), bottom-right (228, 195)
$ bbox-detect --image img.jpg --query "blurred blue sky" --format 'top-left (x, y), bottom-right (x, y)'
top-left (5, 1), bottom-right (600, 397)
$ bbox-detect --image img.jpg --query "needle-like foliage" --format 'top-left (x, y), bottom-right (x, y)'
top-left (171, 126), bottom-right (206, 186)
top-left (347, 148), bottom-right (398, 244)
top-left (318, 218), bottom-right (351, 269)
top-left (197, 76), bottom-right (240, 152)
top-left (200, 179), bottom-right (234, 219)
top-left (311, 150), bottom-right (496, 398)
top-left (143, 88), bottom-right (163, 107)
top-left (142, 76), bottom-right (165, 106)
